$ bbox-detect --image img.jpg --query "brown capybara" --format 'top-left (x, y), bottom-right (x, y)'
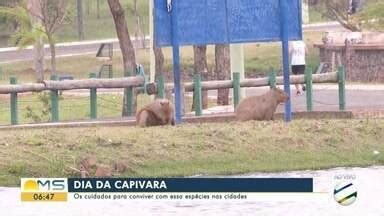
top-left (136, 99), bottom-right (175, 127)
top-left (235, 88), bottom-right (289, 121)
top-left (94, 164), bottom-right (113, 177)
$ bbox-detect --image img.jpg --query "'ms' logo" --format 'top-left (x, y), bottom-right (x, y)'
top-left (23, 178), bottom-right (66, 192)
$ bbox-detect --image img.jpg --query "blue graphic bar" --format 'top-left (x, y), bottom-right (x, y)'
top-left (68, 178), bottom-right (313, 193)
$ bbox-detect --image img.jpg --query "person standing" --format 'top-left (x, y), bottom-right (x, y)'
top-left (289, 40), bottom-right (308, 96)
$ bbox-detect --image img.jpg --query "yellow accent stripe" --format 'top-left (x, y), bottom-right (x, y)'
top-left (21, 192), bottom-right (67, 202)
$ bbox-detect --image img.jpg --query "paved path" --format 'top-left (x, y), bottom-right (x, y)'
top-left (0, 38), bottom-right (148, 64)
top-left (193, 85), bottom-right (384, 114)
top-left (1, 166), bottom-right (383, 215)
top-left (303, 21), bottom-right (345, 32)
top-left (58, 84), bottom-right (384, 113)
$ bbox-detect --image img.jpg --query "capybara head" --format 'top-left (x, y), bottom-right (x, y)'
top-left (157, 99), bottom-right (173, 114)
top-left (272, 88), bottom-right (289, 103)
top-left (159, 99), bottom-right (170, 108)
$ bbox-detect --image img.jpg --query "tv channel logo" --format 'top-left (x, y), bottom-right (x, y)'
top-left (21, 178), bottom-right (68, 201)
top-left (333, 181), bottom-right (357, 206)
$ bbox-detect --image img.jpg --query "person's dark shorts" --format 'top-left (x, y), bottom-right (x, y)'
top-left (292, 65), bottom-right (306, 75)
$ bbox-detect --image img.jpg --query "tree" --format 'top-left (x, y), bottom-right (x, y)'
top-left (29, 0), bottom-right (70, 76)
top-left (125, 0), bottom-right (145, 49)
top-left (314, 0), bottom-right (384, 31)
top-left (107, 0), bottom-right (137, 116)
top-left (76, 0), bottom-right (84, 40)
top-left (192, 45), bottom-right (209, 109)
top-left (0, 1), bottom-right (46, 81)
top-left (352, 0), bottom-right (384, 30)
top-left (215, 44), bottom-right (230, 105)
top-left (314, 0), bottom-right (361, 31)
top-left (28, 0), bottom-right (45, 82)
top-left (97, 0), bottom-right (100, 19)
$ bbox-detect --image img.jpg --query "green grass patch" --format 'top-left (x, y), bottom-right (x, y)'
top-left (308, 6), bottom-right (332, 23)
top-left (0, 119), bottom-right (383, 186)
top-left (0, 93), bottom-right (211, 125)
top-left (0, 0), bottom-right (149, 47)
top-left (0, 93), bottom-right (126, 124)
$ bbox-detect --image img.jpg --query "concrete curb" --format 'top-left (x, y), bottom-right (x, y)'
top-left (0, 110), bottom-right (374, 131)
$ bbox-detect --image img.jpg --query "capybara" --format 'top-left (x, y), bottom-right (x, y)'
top-left (136, 99), bottom-right (175, 127)
top-left (235, 88), bottom-right (289, 121)
top-left (94, 164), bottom-right (113, 177)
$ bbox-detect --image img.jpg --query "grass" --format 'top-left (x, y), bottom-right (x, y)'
top-left (308, 6), bottom-right (331, 23)
top-left (0, 119), bottom-right (383, 186)
top-left (0, 93), bottom-right (202, 125)
top-left (0, 93), bottom-right (128, 125)
top-left (0, 0), bottom-right (149, 47)
top-left (0, 31), bottom-right (324, 83)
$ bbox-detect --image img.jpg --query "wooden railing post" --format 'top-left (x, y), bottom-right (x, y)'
top-left (89, 73), bottom-right (97, 119)
top-left (50, 75), bottom-right (59, 122)
top-left (124, 69), bottom-right (134, 116)
top-left (233, 72), bottom-right (241, 108)
top-left (10, 77), bottom-right (18, 125)
top-left (108, 65), bottom-right (113, 78)
top-left (305, 67), bottom-right (313, 112)
top-left (156, 74), bottom-right (165, 99)
top-left (193, 73), bottom-right (202, 116)
top-left (268, 69), bottom-right (276, 89)
top-left (338, 65), bottom-right (346, 111)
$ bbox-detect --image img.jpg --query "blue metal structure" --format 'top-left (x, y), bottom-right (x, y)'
top-left (170, 0), bottom-right (183, 124)
top-left (154, 0), bottom-right (303, 123)
top-left (155, 0), bottom-right (302, 46)
top-left (279, 0), bottom-right (292, 122)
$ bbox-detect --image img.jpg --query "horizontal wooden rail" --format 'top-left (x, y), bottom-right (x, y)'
top-left (0, 76), bottom-right (145, 94)
top-left (147, 72), bottom-right (338, 95)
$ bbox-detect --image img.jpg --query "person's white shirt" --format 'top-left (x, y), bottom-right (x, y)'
top-left (290, 40), bottom-right (307, 66)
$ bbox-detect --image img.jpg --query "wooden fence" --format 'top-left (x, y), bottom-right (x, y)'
top-left (147, 66), bottom-right (346, 116)
top-left (1, 74), bottom-right (144, 125)
top-left (0, 66), bottom-right (346, 125)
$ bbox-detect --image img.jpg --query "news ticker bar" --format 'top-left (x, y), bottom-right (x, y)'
top-left (21, 178), bottom-right (314, 201)
top-left (68, 178), bottom-right (313, 193)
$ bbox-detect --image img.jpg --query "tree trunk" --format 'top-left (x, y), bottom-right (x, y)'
top-left (33, 38), bottom-right (45, 82)
top-left (28, 0), bottom-right (45, 82)
top-left (154, 46), bottom-right (164, 98)
top-left (47, 35), bottom-right (57, 76)
top-left (86, 0), bottom-right (90, 15)
top-left (154, 47), bottom-right (164, 76)
top-left (97, 0), bottom-right (100, 19)
top-left (215, 44), bottom-right (230, 105)
top-left (133, 0), bottom-right (145, 49)
top-left (107, 0), bottom-right (136, 116)
top-left (192, 45), bottom-right (208, 109)
top-left (77, 0), bottom-right (85, 40)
